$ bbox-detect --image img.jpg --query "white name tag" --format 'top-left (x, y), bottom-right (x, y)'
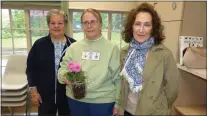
top-left (81, 51), bottom-right (100, 60)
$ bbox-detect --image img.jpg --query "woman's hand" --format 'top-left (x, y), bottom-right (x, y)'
top-left (63, 78), bottom-right (72, 88)
top-left (30, 87), bottom-right (42, 105)
top-left (112, 107), bottom-right (119, 116)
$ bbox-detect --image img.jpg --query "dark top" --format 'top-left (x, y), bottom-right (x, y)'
top-left (26, 34), bottom-right (76, 104)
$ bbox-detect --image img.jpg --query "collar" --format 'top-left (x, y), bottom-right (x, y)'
top-left (48, 34), bottom-right (72, 46)
top-left (83, 35), bottom-right (104, 44)
top-left (151, 44), bottom-right (164, 51)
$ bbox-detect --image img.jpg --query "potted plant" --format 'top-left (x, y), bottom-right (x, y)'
top-left (65, 61), bottom-right (87, 99)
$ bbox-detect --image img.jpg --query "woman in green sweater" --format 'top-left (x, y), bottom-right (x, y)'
top-left (58, 8), bottom-right (121, 116)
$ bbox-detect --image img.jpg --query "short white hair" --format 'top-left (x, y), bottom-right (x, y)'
top-left (46, 9), bottom-right (68, 25)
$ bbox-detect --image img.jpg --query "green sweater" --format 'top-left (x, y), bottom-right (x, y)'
top-left (58, 36), bottom-right (121, 108)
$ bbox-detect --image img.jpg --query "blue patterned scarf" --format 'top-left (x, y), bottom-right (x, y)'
top-left (120, 37), bottom-right (154, 93)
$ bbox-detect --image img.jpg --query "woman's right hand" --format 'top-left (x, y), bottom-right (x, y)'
top-left (30, 87), bottom-right (42, 105)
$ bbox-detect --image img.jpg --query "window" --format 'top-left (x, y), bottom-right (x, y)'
top-left (121, 13), bottom-right (129, 48)
top-left (11, 9), bottom-right (27, 55)
top-left (2, 9), bottom-right (12, 58)
top-left (1, 9), bottom-right (50, 59)
top-left (1, 8), bottom-right (52, 76)
top-left (29, 10), bottom-right (49, 44)
top-left (101, 13), bottom-right (108, 40)
top-left (1, 9), bottom-right (27, 76)
top-left (2, 9), bottom-right (27, 59)
top-left (72, 11), bottom-right (83, 41)
top-left (69, 10), bottom-right (128, 49)
top-left (111, 13), bottom-right (122, 48)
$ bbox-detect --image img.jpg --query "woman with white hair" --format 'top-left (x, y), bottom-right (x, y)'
top-left (26, 9), bottom-right (76, 116)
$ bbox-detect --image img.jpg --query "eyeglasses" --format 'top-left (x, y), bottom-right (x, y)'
top-left (82, 20), bottom-right (99, 27)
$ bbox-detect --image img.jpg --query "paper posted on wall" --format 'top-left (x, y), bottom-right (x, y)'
top-left (179, 36), bottom-right (203, 65)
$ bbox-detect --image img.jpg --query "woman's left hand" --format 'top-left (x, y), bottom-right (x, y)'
top-left (113, 107), bottom-right (119, 116)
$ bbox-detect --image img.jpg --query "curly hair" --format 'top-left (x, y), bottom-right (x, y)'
top-left (122, 3), bottom-right (165, 45)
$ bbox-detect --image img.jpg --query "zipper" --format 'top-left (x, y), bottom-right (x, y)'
top-left (54, 37), bottom-right (70, 104)
top-left (55, 74), bottom-right (57, 104)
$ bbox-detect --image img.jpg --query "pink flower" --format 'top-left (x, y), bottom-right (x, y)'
top-left (73, 63), bottom-right (81, 72)
top-left (67, 62), bottom-right (73, 72)
top-left (67, 61), bottom-right (81, 72)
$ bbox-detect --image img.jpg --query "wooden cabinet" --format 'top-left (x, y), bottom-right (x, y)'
top-left (174, 2), bottom-right (206, 115)
top-left (138, 2), bottom-right (184, 21)
top-left (162, 21), bottom-right (181, 60)
top-left (175, 64), bottom-right (207, 115)
top-left (153, 2), bottom-right (184, 21)
top-left (175, 105), bottom-right (207, 115)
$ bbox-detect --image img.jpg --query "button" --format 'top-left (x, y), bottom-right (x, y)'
top-left (152, 81), bottom-right (155, 84)
top-left (142, 79), bottom-right (145, 83)
top-left (150, 96), bottom-right (154, 100)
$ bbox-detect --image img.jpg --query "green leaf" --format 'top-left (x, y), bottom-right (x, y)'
top-left (64, 71), bottom-right (87, 83)
top-left (64, 72), bottom-right (73, 81)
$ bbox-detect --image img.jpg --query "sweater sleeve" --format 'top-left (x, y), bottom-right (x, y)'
top-left (109, 45), bottom-right (121, 108)
top-left (26, 42), bottom-right (38, 87)
top-left (58, 47), bottom-right (72, 84)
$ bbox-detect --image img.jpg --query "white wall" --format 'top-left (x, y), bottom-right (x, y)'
top-left (68, 2), bottom-right (137, 11)
top-left (180, 2), bottom-right (206, 47)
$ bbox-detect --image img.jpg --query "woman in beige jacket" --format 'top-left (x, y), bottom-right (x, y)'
top-left (119, 3), bottom-right (179, 115)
